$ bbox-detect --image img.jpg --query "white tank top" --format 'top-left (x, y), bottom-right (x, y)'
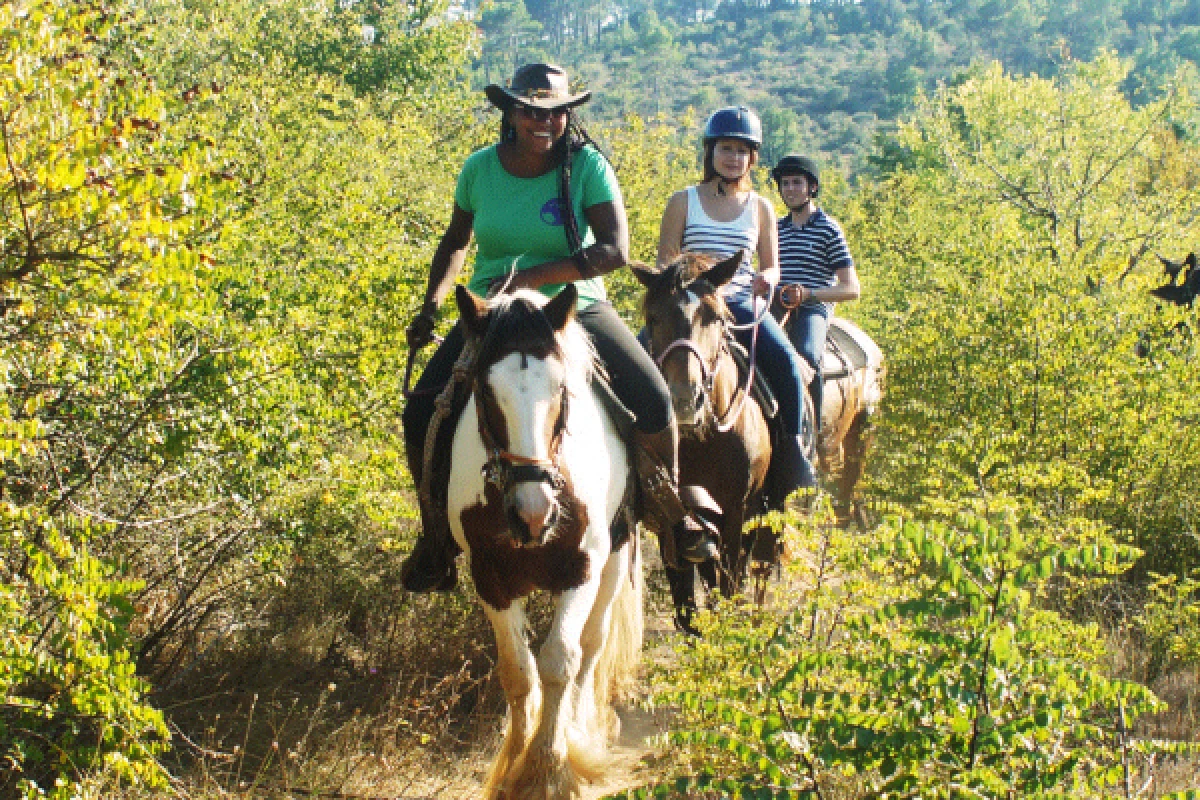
top-left (681, 186), bottom-right (759, 298)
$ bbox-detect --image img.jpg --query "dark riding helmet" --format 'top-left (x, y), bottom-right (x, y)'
top-left (771, 154), bottom-right (821, 195)
top-left (703, 106), bottom-right (762, 148)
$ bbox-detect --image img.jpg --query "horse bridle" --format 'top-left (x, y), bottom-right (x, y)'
top-left (651, 291), bottom-right (763, 433)
top-left (472, 374), bottom-right (571, 498)
top-left (653, 331), bottom-right (725, 412)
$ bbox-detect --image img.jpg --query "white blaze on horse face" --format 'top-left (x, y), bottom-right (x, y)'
top-left (489, 352), bottom-right (564, 537)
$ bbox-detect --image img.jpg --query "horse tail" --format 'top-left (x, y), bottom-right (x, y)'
top-left (594, 535), bottom-right (644, 716)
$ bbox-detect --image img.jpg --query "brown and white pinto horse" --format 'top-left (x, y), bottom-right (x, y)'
top-left (447, 284), bottom-right (642, 800)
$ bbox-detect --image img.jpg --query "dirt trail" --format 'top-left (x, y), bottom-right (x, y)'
top-left (583, 616), bottom-right (681, 799)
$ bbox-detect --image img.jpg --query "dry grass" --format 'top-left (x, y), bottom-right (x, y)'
top-left (144, 544), bottom-right (685, 800)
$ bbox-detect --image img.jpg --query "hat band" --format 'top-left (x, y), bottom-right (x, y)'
top-left (515, 88), bottom-right (568, 100)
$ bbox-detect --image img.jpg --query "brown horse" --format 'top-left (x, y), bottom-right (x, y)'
top-left (634, 252), bottom-right (884, 626)
top-left (633, 252), bottom-right (774, 630)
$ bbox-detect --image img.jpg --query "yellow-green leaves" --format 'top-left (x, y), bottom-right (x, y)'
top-left (623, 514), bottom-right (1187, 799)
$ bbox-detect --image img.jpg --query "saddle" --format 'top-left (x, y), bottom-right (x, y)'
top-left (824, 317), bottom-right (870, 380)
top-left (418, 343), bottom-right (639, 563)
top-left (725, 332), bottom-right (779, 420)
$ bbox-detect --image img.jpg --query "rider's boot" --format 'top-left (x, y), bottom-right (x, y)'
top-left (809, 375), bottom-right (824, 450)
top-left (400, 439), bottom-right (459, 593)
top-left (634, 426), bottom-right (721, 567)
top-left (400, 522), bottom-right (458, 592)
top-left (770, 435), bottom-right (819, 509)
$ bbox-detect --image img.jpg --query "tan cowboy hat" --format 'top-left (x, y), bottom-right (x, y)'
top-left (485, 63), bottom-right (591, 111)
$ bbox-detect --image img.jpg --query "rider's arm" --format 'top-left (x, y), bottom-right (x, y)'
top-left (753, 195), bottom-right (780, 295)
top-left (504, 198), bottom-right (630, 291)
top-left (808, 265), bottom-right (861, 304)
top-left (421, 203), bottom-right (475, 312)
top-left (656, 190), bottom-right (688, 268)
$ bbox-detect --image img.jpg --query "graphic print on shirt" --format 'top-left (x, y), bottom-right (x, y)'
top-left (540, 197), bottom-right (566, 226)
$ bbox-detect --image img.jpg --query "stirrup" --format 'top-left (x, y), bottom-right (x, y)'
top-left (676, 518), bottom-right (719, 563)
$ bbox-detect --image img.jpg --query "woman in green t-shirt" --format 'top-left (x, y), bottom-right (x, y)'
top-left (401, 64), bottom-right (719, 593)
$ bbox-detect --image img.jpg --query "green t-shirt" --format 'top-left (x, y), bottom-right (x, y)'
top-left (455, 144), bottom-right (619, 308)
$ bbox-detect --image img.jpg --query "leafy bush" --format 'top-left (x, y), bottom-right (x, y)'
top-left (2, 512), bottom-right (168, 798)
top-left (617, 514), bottom-right (1197, 798)
top-left (1140, 571), bottom-right (1200, 680)
top-left (1, 0), bottom-right (222, 791)
top-left (847, 56), bottom-right (1200, 578)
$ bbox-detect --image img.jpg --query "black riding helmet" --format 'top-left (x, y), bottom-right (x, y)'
top-left (771, 154), bottom-right (820, 196)
top-left (703, 106), bottom-right (762, 148)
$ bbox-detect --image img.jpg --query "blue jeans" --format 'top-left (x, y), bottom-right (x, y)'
top-left (784, 306), bottom-right (829, 430)
top-left (724, 293), bottom-right (806, 437)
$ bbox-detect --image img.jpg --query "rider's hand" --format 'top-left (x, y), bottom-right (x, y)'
top-left (751, 273), bottom-right (774, 299)
top-left (407, 310), bottom-right (437, 350)
top-left (780, 284), bottom-right (805, 308)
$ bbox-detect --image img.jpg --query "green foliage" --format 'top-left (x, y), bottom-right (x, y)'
top-left (254, 0), bottom-right (475, 94)
top-left (70, 0), bottom-right (489, 678)
top-left (1, 511), bottom-right (169, 798)
top-left (598, 113), bottom-right (697, 315)
top-left (846, 55), bottom-right (1200, 577)
top-left (2, 0), bottom-right (483, 792)
top-left (1140, 571), bottom-right (1200, 678)
top-left (1, 0), bottom-right (199, 791)
top-left (472, 0), bottom-right (1200, 174)
top-left (616, 515), bottom-right (1195, 799)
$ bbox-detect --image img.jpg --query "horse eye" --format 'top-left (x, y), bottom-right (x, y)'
top-left (646, 313), bottom-right (659, 327)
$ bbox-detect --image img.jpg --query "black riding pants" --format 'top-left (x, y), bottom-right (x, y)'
top-left (402, 301), bottom-right (672, 482)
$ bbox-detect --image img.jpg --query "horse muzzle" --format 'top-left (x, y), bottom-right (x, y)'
top-left (509, 482), bottom-right (560, 543)
top-left (669, 381), bottom-right (708, 429)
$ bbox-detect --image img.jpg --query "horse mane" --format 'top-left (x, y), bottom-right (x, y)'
top-left (641, 253), bottom-right (733, 324)
top-left (479, 290), bottom-right (598, 384)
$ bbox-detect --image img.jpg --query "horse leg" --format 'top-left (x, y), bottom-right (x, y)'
top-left (509, 578), bottom-right (602, 800)
top-left (838, 411), bottom-right (873, 528)
top-left (665, 564), bottom-right (699, 636)
top-left (696, 560), bottom-right (719, 607)
top-left (570, 542), bottom-right (635, 776)
top-left (744, 521), bottom-right (777, 607)
top-left (482, 599), bottom-right (541, 800)
top-left (718, 507), bottom-right (747, 598)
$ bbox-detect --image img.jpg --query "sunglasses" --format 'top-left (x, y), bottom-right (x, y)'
top-left (515, 104), bottom-right (568, 122)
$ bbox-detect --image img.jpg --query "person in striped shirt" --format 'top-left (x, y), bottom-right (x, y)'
top-left (771, 155), bottom-right (861, 437)
top-left (657, 108), bottom-right (818, 499)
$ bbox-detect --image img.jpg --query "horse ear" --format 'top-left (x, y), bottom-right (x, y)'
top-left (630, 262), bottom-right (664, 289)
top-left (543, 284), bottom-right (577, 332)
top-left (701, 250), bottom-right (743, 289)
top-left (1187, 252), bottom-right (1197, 269)
top-left (455, 284), bottom-right (490, 338)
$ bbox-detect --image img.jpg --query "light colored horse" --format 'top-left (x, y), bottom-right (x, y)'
top-left (447, 283), bottom-right (642, 800)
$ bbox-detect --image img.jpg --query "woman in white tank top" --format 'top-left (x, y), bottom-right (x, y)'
top-left (656, 106), bottom-right (818, 499)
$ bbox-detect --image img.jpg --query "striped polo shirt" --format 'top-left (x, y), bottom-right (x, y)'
top-left (681, 186), bottom-right (760, 300)
top-left (777, 208), bottom-right (853, 317)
